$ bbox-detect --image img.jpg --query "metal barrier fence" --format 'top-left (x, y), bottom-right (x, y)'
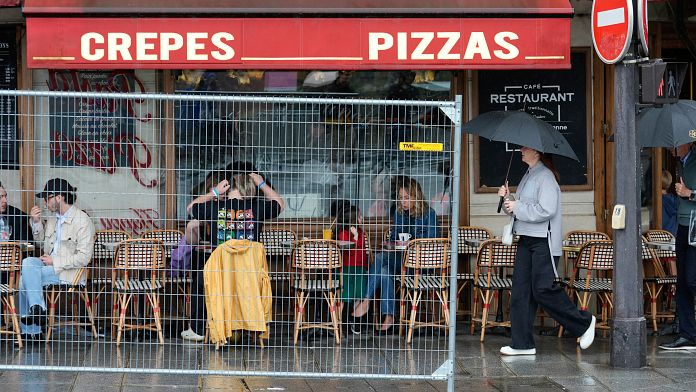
top-left (0, 90), bottom-right (461, 390)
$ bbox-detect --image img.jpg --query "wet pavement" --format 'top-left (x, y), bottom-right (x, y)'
top-left (0, 330), bottom-right (695, 391)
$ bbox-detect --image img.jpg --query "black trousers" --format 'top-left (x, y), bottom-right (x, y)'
top-left (190, 250), bottom-right (207, 335)
top-left (675, 225), bottom-right (696, 341)
top-left (510, 235), bottom-right (592, 349)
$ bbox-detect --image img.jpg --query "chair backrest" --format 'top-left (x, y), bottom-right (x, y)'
top-left (0, 242), bottom-right (22, 289)
top-left (114, 239), bottom-right (166, 271)
top-left (93, 229), bottom-right (131, 261)
top-left (259, 228), bottom-right (296, 257)
top-left (0, 242), bottom-right (21, 272)
top-left (644, 229), bottom-right (677, 259)
top-left (382, 227), bottom-right (392, 243)
top-left (575, 239), bottom-right (614, 270)
top-left (291, 239), bottom-right (341, 270)
top-left (403, 238), bottom-right (451, 269)
top-left (564, 230), bottom-right (610, 260)
top-left (458, 226), bottom-right (492, 255)
top-left (641, 235), bottom-right (668, 278)
top-left (141, 229), bottom-right (183, 258)
top-left (476, 238), bottom-right (517, 268)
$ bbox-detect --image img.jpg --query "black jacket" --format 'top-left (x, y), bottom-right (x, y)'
top-left (2, 204), bottom-right (33, 242)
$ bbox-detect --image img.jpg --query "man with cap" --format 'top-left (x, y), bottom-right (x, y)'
top-left (0, 180), bottom-right (33, 243)
top-left (18, 178), bottom-right (95, 339)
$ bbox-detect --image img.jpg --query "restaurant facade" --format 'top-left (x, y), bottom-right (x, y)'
top-left (0, 0), bottom-right (694, 245)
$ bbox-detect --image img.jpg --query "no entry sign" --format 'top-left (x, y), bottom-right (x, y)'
top-left (592, 0), bottom-right (634, 64)
top-left (638, 0), bottom-right (649, 56)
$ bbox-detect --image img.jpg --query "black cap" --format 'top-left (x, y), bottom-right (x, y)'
top-left (36, 178), bottom-right (76, 199)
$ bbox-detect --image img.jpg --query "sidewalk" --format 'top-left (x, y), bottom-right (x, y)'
top-left (0, 332), bottom-right (693, 391)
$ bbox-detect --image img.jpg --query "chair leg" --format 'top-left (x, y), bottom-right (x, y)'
top-left (7, 295), bottom-right (22, 348)
top-left (45, 289), bottom-right (57, 343)
top-left (480, 290), bottom-right (491, 342)
top-left (116, 293), bottom-right (130, 346)
top-left (327, 292), bottom-right (340, 345)
top-left (470, 288), bottom-right (479, 335)
top-left (293, 291), bottom-right (305, 345)
top-left (149, 292), bottom-right (165, 344)
top-left (81, 288), bottom-right (99, 339)
top-left (440, 290), bottom-right (450, 328)
top-left (399, 287), bottom-right (407, 338)
top-left (407, 291), bottom-right (421, 344)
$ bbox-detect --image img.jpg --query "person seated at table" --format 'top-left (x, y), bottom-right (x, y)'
top-left (180, 172), bottom-right (285, 342)
top-left (19, 178), bottom-right (95, 340)
top-left (0, 180), bottom-right (34, 242)
top-left (352, 177), bottom-right (439, 332)
top-left (335, 204), bottom-right (369, 335)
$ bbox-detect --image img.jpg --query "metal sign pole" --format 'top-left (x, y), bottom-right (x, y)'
top-left (610, 0), bottom-right (647, 368)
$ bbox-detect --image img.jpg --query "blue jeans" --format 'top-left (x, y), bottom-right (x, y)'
top-left (18, 257), bottom-right (61, 334)
top-left (364, 251), bottom-right (403, 316)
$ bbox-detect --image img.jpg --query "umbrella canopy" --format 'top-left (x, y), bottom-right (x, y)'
top-left (462, 110), bottom-right (579, 161)
top-left (637, 100), bottom-right (696, 148)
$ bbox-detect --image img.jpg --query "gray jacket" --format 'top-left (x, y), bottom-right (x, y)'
top-left (506, 162), bottom-right (562, 256)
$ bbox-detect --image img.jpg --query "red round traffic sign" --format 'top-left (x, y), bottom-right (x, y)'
top-left (592, 0), bottom-right (634, 64)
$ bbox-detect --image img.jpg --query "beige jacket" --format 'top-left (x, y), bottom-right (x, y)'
top-left (31, 206), bottom-right (95, 284)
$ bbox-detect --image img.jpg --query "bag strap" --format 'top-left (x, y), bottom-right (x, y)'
top-left (547, 221), bottom-right (558, 279)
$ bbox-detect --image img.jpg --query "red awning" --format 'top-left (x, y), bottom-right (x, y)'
top-left (23, 0), bottom-right (573, 16)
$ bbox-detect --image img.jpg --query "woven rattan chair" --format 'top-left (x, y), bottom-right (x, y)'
top-left (111, 238), bottom-right (166, 345)
top-left (397, 238), bottom-right (451, 343)
top-left (91, 229), bottom-right (131, 323)
top-left (642, 232), bottom-right (677, 332)
top-left (141, 229), bottom-right (188, 319)
top-left (0, 242), bottom-right (22, 347)
top-left (470, 238), bottom-right (517, 342)
top-left (565, 239), bottom-right (614, 335)
top-left (44, 266), bottom-right (99, 342)
top-left (259, 228), bottom-right (296, 283)
top-left (562, 230), bottom-right (611, 281)
top-left (456, 226), bottom-right (492, 316)
top-left (291, 239), bottom-right (342, 345)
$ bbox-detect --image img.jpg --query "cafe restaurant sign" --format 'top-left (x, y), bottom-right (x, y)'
top-left (26, 17), bottom-right (570, 70)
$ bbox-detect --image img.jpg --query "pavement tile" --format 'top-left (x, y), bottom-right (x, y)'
top-left (243, 377), bottom-right (313, 391)
top-left (306, 378), bottom-right (375, 392)
top-left (367, 379), bottom-right (440, 391)
top-left (202, 376), bottom-right (249, 390)
top-left (0, 370), bottom-right (76, 384)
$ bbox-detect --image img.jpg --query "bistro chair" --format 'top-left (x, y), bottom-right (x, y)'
top-left (397, 238), bottom-right (451, 344)
top-left (0, 242), bottom-right (23, 347)
top-left (91, 229), bottom-right (131, 323)
top-left (291, 239), bottom-right (342, 345)
top-left (259, 228), bottom-right (296, 284)
top-left (456, 226), bottom-right (492, 317)
top-left (642, 233), bottom-right (677, 332)
top-left (141, 229), bottom-right (188, 319)
top-left (564, 239), bottom-right (614, 336)
top-left (111, 238), bottom-right (166, 345)
top-left (470, 238), bottom-right (517, 342)
top-left (562, 230), bottom-right (611, 282)
top-left (44, 266), bottom-right (99, 343)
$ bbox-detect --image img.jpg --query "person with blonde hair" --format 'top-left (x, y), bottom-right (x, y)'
top-left (181, 170), bottom-right (285, 342)
top-left (353, 177), bottom-right (439, 332)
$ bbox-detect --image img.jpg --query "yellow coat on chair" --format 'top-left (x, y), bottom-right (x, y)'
top-left (204, 239), bottom-right (272, 345)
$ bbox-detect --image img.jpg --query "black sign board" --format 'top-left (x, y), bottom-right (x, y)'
top-left (0, 29), bottom-right (17, 169)
top-left (476, 51), bottom-right (589, 188)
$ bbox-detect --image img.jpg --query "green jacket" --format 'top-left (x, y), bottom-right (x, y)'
top-left (677, 148), bottom-right (696, 226)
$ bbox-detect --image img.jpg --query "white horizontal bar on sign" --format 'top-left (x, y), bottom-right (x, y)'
top-left (597, 8), bottom-right (625, 28)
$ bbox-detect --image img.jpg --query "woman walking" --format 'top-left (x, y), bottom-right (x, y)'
top-left (497, 146), bottom-right (595, 355)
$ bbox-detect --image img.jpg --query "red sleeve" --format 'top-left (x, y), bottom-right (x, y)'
top-left (337, 229), bottom-right (350, 241)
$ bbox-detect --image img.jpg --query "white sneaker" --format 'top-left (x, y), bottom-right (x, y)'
top-left (500, 346), bottom-right (536, 356)
top-left (180, 328), bottom-right (204, 342)
top-left (579, 315), bottom-right (596, 349)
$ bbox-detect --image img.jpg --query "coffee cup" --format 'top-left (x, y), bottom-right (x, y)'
top-left (398, 233), bottom-right (412, 242)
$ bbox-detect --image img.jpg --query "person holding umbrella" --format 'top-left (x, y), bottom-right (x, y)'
top-left (496, 146), bottom-right (596, 355)
top-left (659, 142), bottom-right (696, 350)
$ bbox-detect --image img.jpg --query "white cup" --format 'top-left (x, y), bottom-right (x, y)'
top-left (398, 233), bottom-right (412, 242)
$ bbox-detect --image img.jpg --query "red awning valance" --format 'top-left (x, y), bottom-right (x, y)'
top-left (23, 0), bottom-right (573, 16)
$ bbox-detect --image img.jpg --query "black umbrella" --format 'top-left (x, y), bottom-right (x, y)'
top-left (637, 100), bottom-right (696, 147)
top-left (463, 110), bottom-right (578, 212)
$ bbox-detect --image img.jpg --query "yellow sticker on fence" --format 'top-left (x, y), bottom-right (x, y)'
top-left (399, 142), bottom-right (444, 152)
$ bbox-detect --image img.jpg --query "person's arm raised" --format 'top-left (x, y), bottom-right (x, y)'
top-left (249, 173), bottom-right (285, 212)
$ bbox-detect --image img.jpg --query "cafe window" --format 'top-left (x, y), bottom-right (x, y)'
top-left (172, 70), bottom-right (454, 219)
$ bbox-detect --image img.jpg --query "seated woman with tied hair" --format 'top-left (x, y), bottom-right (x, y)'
top-left (180, 171), bottom-right (285, 342)
top-left (352, 177), bottom-right (439, 332)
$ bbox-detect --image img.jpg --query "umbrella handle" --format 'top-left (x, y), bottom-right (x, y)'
top-left (497, 196), bottom-right (504, 213)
